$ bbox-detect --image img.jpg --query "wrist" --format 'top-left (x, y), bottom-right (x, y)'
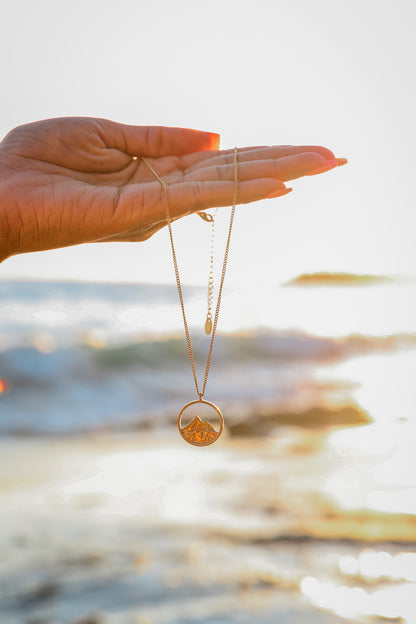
top-left (0, 151), bottom-right (17, 262)
top-left (0, 198), bottom-right (13, 263)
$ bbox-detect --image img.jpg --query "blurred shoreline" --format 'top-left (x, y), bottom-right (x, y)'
top-left (1, 427), bottom-right (415, 623)
top-left (1, 277), bottom-right (415, 622)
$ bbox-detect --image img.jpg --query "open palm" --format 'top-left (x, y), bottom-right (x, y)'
top-left (0, 117), bottom-right (345, 260)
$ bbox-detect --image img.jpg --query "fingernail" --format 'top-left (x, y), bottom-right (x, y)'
top-left (266, 187), bottom-right (293, 199)
top-left (209, 133), bottom-right (220, 149)
top-left (336, 157), bottom-right (348, 166)
top-left (305, 159), bottom-right (338, 176)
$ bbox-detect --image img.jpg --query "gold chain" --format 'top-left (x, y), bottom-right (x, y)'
top-left (195, 207), bottom-right (218, 335)
top-left (194, 209), bottom-right (217, 334)
top-left (205, 210), bottom-right (216, 334)
top-left (142, 148), bottom-right (238, 400)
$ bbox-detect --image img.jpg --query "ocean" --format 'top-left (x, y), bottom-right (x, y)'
top-left (1, 277), bottom-right (415, 435)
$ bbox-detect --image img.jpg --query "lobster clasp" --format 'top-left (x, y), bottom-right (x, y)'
top-left (197, 211), bottom-right (214, 223)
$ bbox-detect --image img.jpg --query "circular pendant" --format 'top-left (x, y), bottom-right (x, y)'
top-left (178, 399), bottom-right (224, 446)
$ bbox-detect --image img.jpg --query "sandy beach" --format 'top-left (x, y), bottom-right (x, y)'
top-left (1, 424), bottom-right (415, 624)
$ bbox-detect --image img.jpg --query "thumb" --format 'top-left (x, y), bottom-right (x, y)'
top-left (98, 119), bottom-right (220, 157)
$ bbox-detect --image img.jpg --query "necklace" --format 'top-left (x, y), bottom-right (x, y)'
top-left (142, 148), bottom-right (239, 446)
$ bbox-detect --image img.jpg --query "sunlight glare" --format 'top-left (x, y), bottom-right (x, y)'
top-left (339, 550), bottom-right (416, 582)
top-left (301, 574), bottom-right (415, 621)
top-left (317, 350), bottom-right (416, 424)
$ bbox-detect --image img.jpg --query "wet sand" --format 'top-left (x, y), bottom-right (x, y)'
top-left (1, 426), bottom-right (415, 624)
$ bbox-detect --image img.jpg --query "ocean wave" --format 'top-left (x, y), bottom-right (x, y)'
top-left (1, 278), bottom-right (415, 434)
top-left (0, 329), bottom-right (414, 435)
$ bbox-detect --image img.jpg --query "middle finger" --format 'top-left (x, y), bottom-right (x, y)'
top-left (184, 151), bottom-right (336, 183)
top-left (182, 144), bottom-right (336, 172)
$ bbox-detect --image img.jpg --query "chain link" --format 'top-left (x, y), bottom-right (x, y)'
top-left (142, 148), bottom-right (238, 400)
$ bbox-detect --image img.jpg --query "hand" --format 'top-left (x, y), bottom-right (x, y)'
top-left (0, 117), bottom-right (347, 261)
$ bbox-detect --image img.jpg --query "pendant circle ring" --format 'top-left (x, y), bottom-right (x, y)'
top-left (178, 399), bottom-right (224, 446)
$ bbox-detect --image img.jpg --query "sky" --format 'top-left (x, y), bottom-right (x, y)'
top-left (1, 0), bottom-right (415, 286)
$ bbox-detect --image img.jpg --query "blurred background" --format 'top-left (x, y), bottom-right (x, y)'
top-left (0, 1), bottom-right (415, 623)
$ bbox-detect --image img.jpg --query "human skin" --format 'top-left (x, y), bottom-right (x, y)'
top-left (0, 117), bottom-right (347, 262)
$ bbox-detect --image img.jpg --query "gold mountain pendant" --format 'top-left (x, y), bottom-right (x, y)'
top-left (178, 399), bottom-right (224, 446)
